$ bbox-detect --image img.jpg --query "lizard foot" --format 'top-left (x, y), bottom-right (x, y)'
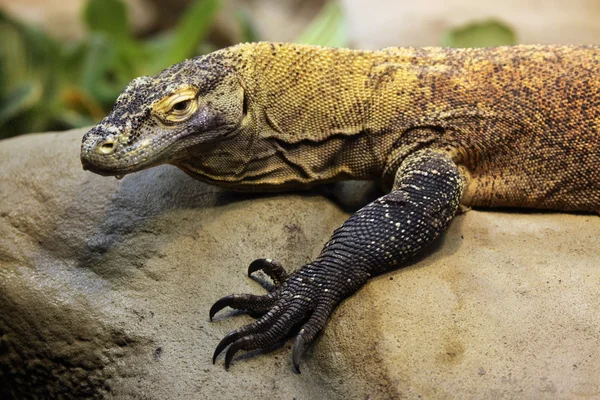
top-left (210, 261), bottom-right (359, 372)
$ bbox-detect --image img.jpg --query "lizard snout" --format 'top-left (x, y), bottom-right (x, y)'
top-left (81, 129), bottom-right (120, 157)
top-left (80, 128), bottom-right (122, 173)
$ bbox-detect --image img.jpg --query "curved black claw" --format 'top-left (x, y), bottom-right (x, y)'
top-left (225, 337), bottom-right (251, 369)
top-left (210, 292), bottom-right (277, 321)
top-left (247, 258), bottom-right (268, 276)
top-left (248, 258), bottom-right (288, 285)
top-left (209, 295), bottom-right (234, 321)
top-left (292, 332), bottom-right (307, 373)
top-left (213, 331), bottom-right (239, 364)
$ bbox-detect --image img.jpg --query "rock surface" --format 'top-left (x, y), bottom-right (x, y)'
top-left (0, 128), bottom-right (599, 399)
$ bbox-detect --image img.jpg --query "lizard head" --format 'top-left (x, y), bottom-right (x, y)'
top-left (80, 57), bottom-right (246, 178)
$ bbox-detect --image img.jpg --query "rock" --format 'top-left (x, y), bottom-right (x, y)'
top-left (0, 128), bottom-right (599, 399)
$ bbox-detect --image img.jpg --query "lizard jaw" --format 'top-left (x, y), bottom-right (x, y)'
top-left (80, 132), bottom-right (174, 178)
top-left (79, 117), bottom-right (197, 178)
top-left (80, 161), bottom-right (131, 179)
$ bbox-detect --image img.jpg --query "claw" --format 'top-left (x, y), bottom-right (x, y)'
top-left (248, 258), bottom-right (274, 276)
top-left (225, 337), bottom-right (250, 369)
top-left (248, 258), bottom-right (287, 285)
top-left (248, 259), bottom-right (266, 276)
top-left (213, 331), bottom-right (239, 364)
top-left (292, 330), bottom-right (307, 373)
top-left (210, 295), bottom-right (234, 321)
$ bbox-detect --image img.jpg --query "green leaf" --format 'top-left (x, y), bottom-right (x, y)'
top-left (83, 0), bottom-right (130, 40)
top-left (0, 81), bottom-right (41, 127)
top-left (0, 11), bottom-right (59, 94)
top-left (83, 0), bottom-right (145, 74)
top-left (295, 1), bottom-right (348, 48)
top-left (55, 108), bottom-right (98, 128)
top-left (0, 11), bottom-right (61, 136)
top-left (142, 32), bottom-right (176, 74)
top-left (442, 20), bottom-right (516, 48)
top-left (78, 34), bottom-right (125, 104)
top-left (236, 8), bottom-right (260, 43)
top-left (151, 0), bottom-right (221, 71)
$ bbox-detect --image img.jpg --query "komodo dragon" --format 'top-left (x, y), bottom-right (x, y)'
top-left (80, 42), bottom-right (600, 372)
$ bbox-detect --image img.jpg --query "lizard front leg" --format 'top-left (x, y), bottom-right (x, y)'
top-left (210, 149), bottom-right (465, 372)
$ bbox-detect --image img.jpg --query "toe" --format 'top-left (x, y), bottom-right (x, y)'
top-left (292, 302), bottom-right (334, 372)
top-left (209, 295), bottom-right (235, 321)
top-left (225, 337), bottom-right (252, 369)
top-left (213, 331), bottom-right (240, 364)
top-left (210, 293), bottom-right (277, 320)
top-left (212, 304), bottom-right (285, 364)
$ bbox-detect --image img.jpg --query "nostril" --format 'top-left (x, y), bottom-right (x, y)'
top-left (99, 139), bottom-right (115, 154)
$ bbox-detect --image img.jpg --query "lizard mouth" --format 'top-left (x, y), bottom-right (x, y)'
top-left (80, 128), bottom-right (179, 178)
top-left (81, 161), bottom-right (137, 179)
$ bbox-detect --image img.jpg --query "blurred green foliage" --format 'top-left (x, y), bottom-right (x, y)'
top-left (0, 2), bottom-right (516, 139)
top-left (295, 2), bottom-right (348, 48)
top-left (0, 0), bottom-right (348, 138)
top-left (443, 20), bottom-right (516, 48)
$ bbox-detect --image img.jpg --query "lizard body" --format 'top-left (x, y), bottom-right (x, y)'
top-left (80, 42), bottom-right (600, 371)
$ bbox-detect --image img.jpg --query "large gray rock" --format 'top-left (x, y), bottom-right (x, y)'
top-left (0, 128), bottom-right (599, 399)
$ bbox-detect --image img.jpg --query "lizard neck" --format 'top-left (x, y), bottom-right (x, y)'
top-left (173, 126), bottom-right (392, 190)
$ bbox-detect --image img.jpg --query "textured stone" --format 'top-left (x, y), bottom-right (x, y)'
top-left (1, 128), bottom-right (599, 398)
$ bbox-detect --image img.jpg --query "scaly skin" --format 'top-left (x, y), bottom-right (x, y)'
top-left (80, 42), bottom-right (600, 372)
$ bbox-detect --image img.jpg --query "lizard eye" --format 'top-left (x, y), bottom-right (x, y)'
top-left (154, 87), bottom-right (198, 123)
top-left (171, 99), bottom-right (191, 113)
top-left (165, 98), bottom-right (196, 122)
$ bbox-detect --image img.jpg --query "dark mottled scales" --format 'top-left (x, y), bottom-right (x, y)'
top-left (80, 42), bottom-right (600, 372)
